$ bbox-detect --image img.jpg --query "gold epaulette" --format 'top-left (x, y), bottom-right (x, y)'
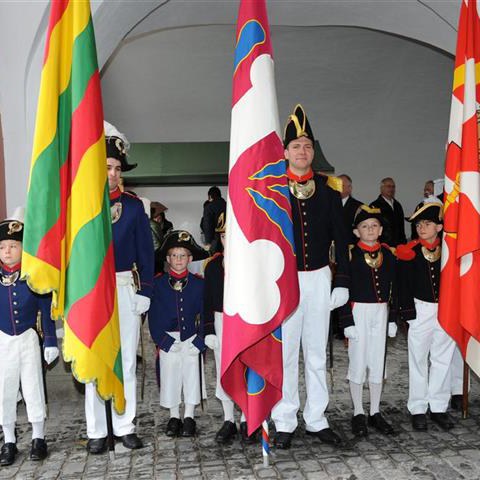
top-left (203, 252), bottom-right (222, 271)
top-left (325, 175), bottom-right (343, 193)
top-left (348, 243), bottom-right (355, 261)
top-left (381, 243), bottom-right (396, 256)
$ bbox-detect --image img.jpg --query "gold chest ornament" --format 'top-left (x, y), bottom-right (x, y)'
top-left (421, 245), bottom-right (441, 263)
top-left (111, 202), bottom-right (122, 224)
top-left (289, 179), bottom-right (316, 200)
top-left (0, 270), bottom-right (19, 287)
top-left (169, 277), bottom-right (188, 292)
top-left (364, 250), bottom-right (383, 269)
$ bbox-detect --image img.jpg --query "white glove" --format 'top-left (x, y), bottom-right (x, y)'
top-left (188, 343), bottom-right (201, 356)
top-left (205, 334), bottom-right (219, 350)
top-left (132, 294), bottom-right (150, 315)
top-left (329, 287), bottom-right (349, 311)
top-left (344, 326), bottom-right (358, 341)
top-left (44, 346), bottom-right (59, 365)
top-left (169, 341), bottom-right (182, 353)
top-left (388, 323), bottom-right (398, 338)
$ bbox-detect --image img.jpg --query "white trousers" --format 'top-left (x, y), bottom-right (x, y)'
top-left (272, 266), bottom-right (331, 433)
top-left (159, 332), bottom-right (206, 408)
top-left (213, 312), bottom-right (233, 402)
top-left (407, 299), bottom-right (456, 414)
top-left (451, 344), bottom-right (470, 394)
top-left (0, 329), bottom-right (45, 425)
top-left (347, 303), bottom-right (388, 385)
top-left (85, 273), bottom-right (140, 438)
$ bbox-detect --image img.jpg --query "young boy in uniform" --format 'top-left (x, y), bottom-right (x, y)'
top-left (397, 199), bottom-right (456, 431)
top-left (203, 214), bottom-right (256, 444)
top-left (339, 205), bottom-right (397, 436)
top-left (0, 211), bottom-right (58, 466)
top-left (148, 230), bottom-right (208, 437)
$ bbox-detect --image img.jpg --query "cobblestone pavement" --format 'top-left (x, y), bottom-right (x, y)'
top-left (1, 324), bottom-right (480, 479)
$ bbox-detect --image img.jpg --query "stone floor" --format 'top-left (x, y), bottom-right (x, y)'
top-left (1, 324), bottom-right (479, 479)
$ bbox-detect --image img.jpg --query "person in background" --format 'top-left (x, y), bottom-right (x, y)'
top-left (371, 177), bottom-right (407, 246)
top-left (338, 174), bottom-right (363, 245)
top-left (202, 187), bottom-right (226, 253)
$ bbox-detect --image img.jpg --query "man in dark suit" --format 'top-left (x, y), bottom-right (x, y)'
top-left (338, 174), bottom-right (363, 245)
top-left (371, 177), bottom-right (407, 246)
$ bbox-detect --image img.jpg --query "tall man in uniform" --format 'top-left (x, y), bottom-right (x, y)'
top-left (85, 123), bottom-right (154, 453)
top-left (272, 105), bottom-right (350, 449)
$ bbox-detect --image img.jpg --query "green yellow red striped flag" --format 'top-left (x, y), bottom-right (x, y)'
top-left (21, 0), bottom-right (125, 414)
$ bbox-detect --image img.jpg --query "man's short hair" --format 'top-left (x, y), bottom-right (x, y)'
top-left (208, 186), bottom-right (222, 199)
top-left (338, 174), bottom-right (352, 183)
top-left (380, 177), bottom-right (395, 186)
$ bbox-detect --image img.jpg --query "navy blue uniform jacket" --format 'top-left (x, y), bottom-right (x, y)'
top-left (149, 272), bottom-right (206, 353)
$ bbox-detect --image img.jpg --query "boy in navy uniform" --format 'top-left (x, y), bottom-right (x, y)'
top-left (85, 123), bottom-right (154, 453)
top-left (339, 205), bottom-right (397, 437)
top-left (272, 105), bottom-right (350, 449)
top-left (397, 199), bottom-right (456, 431)
top-left (149, 230), bottom-right (208, 437)
top-left (0, 211), bottom-right (58, 466)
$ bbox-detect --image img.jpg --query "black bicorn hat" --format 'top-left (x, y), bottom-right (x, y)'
top-left (407, 199), bottom-right (443, 224)
top-left (0, 219), bottom-right (23, 242)
top-left (283, 104), bottom-right (315, 148)
top-left (105, 136), bottom-right (137, 172)
top-left (158, 230), bottom-right (209, 262)
top-left (353, 204), bottom-right (384, 228)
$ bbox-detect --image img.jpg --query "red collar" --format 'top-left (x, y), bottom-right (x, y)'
top-left (358, 241), bottom-right (381, 252)
top-left (169, 269), bottom-right (188, 279)
top-left (2, 263), bottom-right (20, 273)
top-left (110, 188), bottom-right (122, 200)
top-left (286, 168), bottom-right (314, 182)
top-left (419, 238), bottom-right (440, 249)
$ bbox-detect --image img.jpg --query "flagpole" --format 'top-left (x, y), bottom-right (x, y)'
top-left (105, 401), bottom-right (115, 459)
top-left (462, 361), bottom-right (469, 419)
top-left (261, 420), bottom-right (269, 467)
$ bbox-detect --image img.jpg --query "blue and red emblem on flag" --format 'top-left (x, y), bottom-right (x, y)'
top-left (221, 0), bottom-right (300, 435)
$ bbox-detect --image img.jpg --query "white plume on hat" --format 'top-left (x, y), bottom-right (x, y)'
top-left (104, 121), bottom-right (130, 152)
top-left (423, 196), bottom-right (442, 206)
top-left (6, 206), bottom-right (25, 223)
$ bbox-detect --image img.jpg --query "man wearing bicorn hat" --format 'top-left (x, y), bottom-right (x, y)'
top-left (84, 123), bottom-right (154, 453)
top-left (272, 105), bottom-right (350, 449)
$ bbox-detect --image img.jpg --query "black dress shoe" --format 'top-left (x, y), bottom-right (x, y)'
top-left (86, 437), bottom-right (107, 454)
top-left (351, 414), bottom-right (368, 437)
top-left (30, 438), bottom-right (48, 461)
top-left (450, 394), bottom-right (463, 411)
top-left (182, 417), bottom-right (196, 437)
top-left (215, 421), bottom-right (237, 444)
top-left (274, 431), bottom-right (293, 449)
top-left (306, 427), bottom-right (342, 445)
top-left (166, 417), bottom-right (183, 437)
top-left (430, 412), bottom-right (454, 430)
top-left (368, 413), bottom-right (394, 435)
top-left (0, 443), bottom-right (17, 466)
top-left (411, 413), bottom-right (428, 431)
top-left (239, 422), bottom-right (258, 444)
top-left (119, 433), bottom-right (143, 449)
